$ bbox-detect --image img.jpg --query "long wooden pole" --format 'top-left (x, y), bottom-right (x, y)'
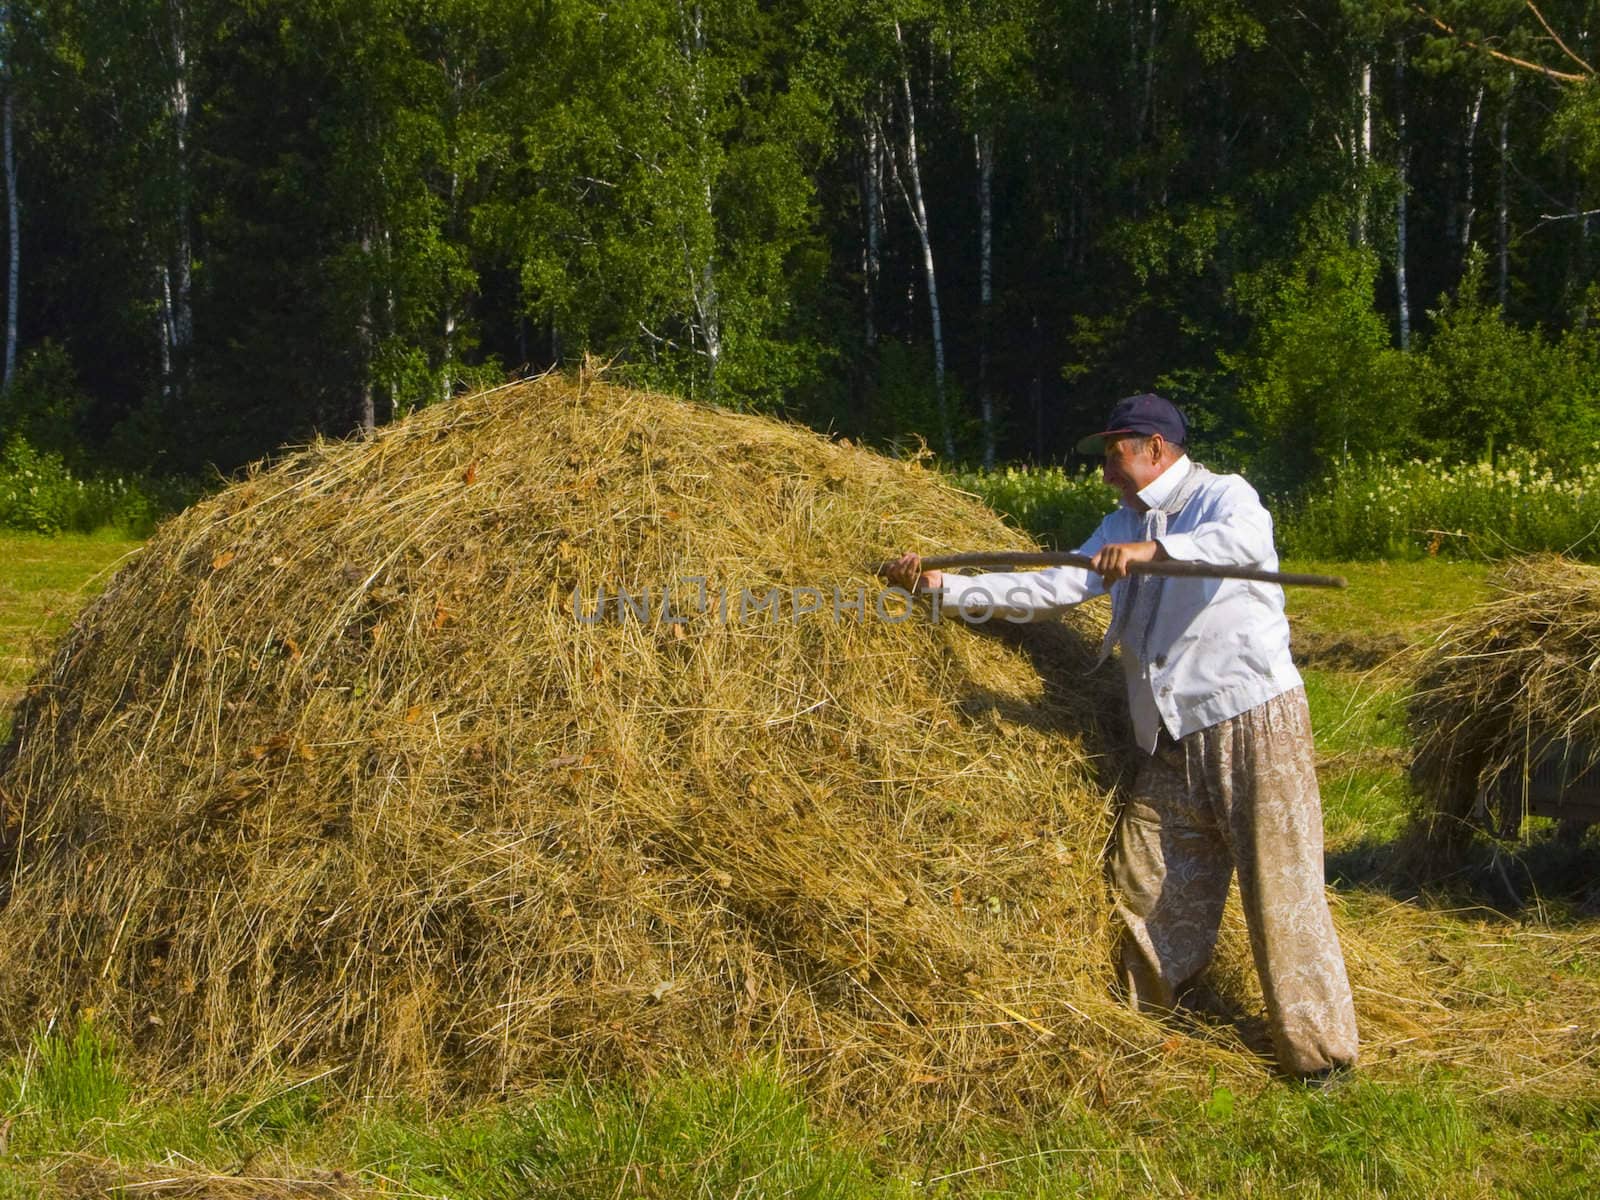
top-left (877, 551), bottom-right (1346, 589)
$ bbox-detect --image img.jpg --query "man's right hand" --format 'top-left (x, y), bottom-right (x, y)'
top-left (885, 552), bottom-right (941, 595)
top-left (1090, 539), bottom-right (1164, 584)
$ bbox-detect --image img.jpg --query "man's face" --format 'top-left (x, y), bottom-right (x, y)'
top-left (1102, 434), bottom-right (1166, 507)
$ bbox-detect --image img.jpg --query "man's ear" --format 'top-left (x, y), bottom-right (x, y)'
top-left (1147, 433), bottom-right (1166, 462)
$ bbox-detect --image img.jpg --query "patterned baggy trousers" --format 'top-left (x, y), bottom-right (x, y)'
top-left (1110, 686), bottom-right (1360, 1075)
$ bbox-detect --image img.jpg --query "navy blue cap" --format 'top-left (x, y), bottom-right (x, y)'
top-left (1075, 393), bottom-right (1188, 455)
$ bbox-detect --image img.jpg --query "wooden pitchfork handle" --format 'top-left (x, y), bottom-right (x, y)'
top-left (875, 551), bottom-right (1346, 589)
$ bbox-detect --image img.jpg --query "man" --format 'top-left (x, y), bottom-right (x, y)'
top-left (887, 393), bottom-right (1358, 1078)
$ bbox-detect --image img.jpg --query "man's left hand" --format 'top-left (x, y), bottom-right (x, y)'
top-left (1090, 540), bottom-right (1166, 584)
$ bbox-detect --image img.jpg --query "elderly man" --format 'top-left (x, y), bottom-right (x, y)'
top-left (888, 393), bottom-right (1358, 1078)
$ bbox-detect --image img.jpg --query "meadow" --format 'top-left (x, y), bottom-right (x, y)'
top-left (0, 531), bottom-right (1595, 1197)
top-left (951, 451), bottom-right (1600, 563)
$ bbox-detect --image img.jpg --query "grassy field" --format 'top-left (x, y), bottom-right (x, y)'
top-left (1, 545), bottom-right (1597, 1198)
top-left (0, 532), bottom-right (142, 712)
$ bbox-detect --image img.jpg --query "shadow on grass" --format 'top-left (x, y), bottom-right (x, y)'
top-left (1327, 824), bottom-right (1600, 921)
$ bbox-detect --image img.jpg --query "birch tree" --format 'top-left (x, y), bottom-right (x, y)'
top-left (887, 16), bottom-right (951, 456)
top-left (1394, 38), bottom-right (1411, 348)
top-left (952, 0), bottom-right (1036, 467)
top-left (1, 1), bottom-right (16, 392)
top-left (161, 0), bottom-right (192, 387)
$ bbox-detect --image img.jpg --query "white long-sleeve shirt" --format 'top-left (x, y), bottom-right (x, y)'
top-left (937, 456), bottom-right (1302, 752)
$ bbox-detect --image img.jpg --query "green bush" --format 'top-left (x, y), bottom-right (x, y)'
top-left (1274, 449), bottom-right (1600, 560)
top-left (954, 450), bottom-right (1600, 564)
top-left (948, 463), bottom-right (1117, 549)
top-left (1224, 237), bottom-right (1420, 487)
top-left (1, 340), bottom-right (92, 465)
top-left (1415, 249), bottom-right (1600, 461)
top-left (0, 436), bottom-right (185, 536)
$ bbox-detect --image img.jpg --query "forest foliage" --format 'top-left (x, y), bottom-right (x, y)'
top-left (2, 0), bottom-right (1600, 491)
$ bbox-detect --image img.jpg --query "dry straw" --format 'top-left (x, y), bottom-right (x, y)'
top-left (1410, 554), bottom-right (1600, 840)
top-left (0, 375), bottom-right (1593, 1122)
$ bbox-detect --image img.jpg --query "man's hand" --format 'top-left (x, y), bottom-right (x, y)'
top-left (885, 552), bottom-right (941, 595)
top-left (1090, 540), bottom-right (1166, 585)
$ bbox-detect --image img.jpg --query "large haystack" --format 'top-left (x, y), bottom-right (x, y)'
top-left (4, 377), bottom-right (1596, 1116)
top-left (1410, 555), bottom-right (1600, 840)
top-left (0, 374), bottom-right (1162, 1117)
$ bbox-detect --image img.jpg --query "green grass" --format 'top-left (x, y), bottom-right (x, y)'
top-left (0, 540), bottom-right (1595, 1197)
top-left (1284, 558), bottom-right (1492, 642)
top-left (0, 1025), bottom-right (1594, 1198)
top-left (0, 531), bottom-right (140, 705)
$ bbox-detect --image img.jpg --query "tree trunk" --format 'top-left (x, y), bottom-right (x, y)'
top-left (440, 145), bottom-right (459, 404)
top-left (1573, 185), bottom-right (1590, 328)
top-left (1395, 43), bottom-right (1411, 350)
top-left (1140, 0), bottom-right (1158, 142)
top-left (679, 2), bottom-right (721, 401)
top-left (440, 302), bottom-right (456, 404)
top-left (976, 125), bottom-right (995, 469)
top-left (892, 20), bottom-right (951, 458)
top-left (2, 9), bottom-right (16, 395)
top-left (692, 172), bottom-right (722, 401)
top-left (358, 229), bottom-right (375, 438)
top-left (1030, 313), bottom-right (1043, 462)
top-left (861, 112), bottom-right (882, 351)
top-left (1355, 57), bottom-right (1372, 245)
top-left (439, 53), bottom-right (471, 407)
top-left (383, 227), bottom-right (399, 417)
top-left (157, 261), bottom-right (174, 402)
top-left (1583, 208), bottom-right (1593, 331)
top-left (166, 0), bottom-right (193, 369)
top-left (1498, 72), bottom-right (1512, 309)
top-left (1457, 83), bottom-right (1483, 262)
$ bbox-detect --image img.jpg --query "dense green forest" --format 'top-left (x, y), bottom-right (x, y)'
top-left (3, 0), bottom-right (1600, 486)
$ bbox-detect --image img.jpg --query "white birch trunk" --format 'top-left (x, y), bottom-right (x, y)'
top-left (862, 113), bottom-right (882, 351)
top-left (441, 193), bottom-right (456, 408)
top-left (2, 13), bottom-right (16, 395)
top-left (157, 262), bottom-right (174, 402)
top-left (359, 229), bottom-right (375, 438)
top-left (976, 126), bottom-right (995, 469)
top-left (383, 227), bottom-right (399, 416)
top-left (1583, 209), bottom-right (1593, 330)
top-left (1458, 84), bottom-right (1483, 259)
top-left (440, 130), bottom-right (460, 405)
top-left (439, 52), bottom-right (473, 407)
top-left (1498, 72), bottom-right (1512, 309)
top-left (1395, 44), bottom-right (1410, 350)
top-left (167, 0), bottom-right (193, 358)
top-left (1355, 58), bottom-right (1372, 245)
top-left (697, 177), bottom-right (721, 399)
top-left (1140, 0), bottom-right (1158, 141)
top-left (678, 2), bottom-right (720, 400)
top-left (1576, 188), bottom-right (1590, 329)
top-left (893, 20), bottom-right (951, 458)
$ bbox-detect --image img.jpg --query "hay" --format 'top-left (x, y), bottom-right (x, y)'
top-left (2, 375), bottom-right (1592, 1121)
top-left (56, 1156), bottom-right (367, 1199)
top-left (1409, 555), bottom-right (1600, 839)
top-left (0, 373), bottom-right (1170, 1118)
